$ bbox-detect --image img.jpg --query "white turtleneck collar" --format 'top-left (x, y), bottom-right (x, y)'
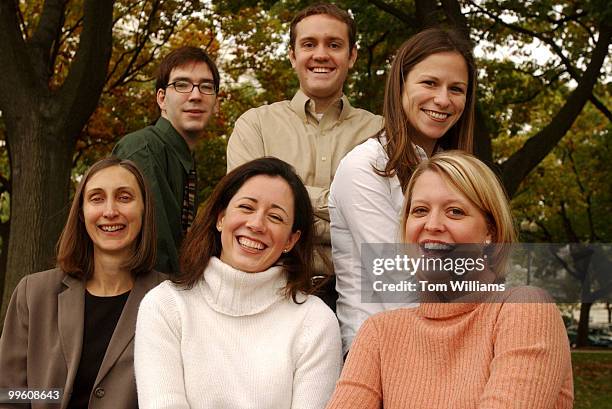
top-left (198, 257), bottom-right (288, 317)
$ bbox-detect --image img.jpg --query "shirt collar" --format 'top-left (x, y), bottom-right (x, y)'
top-left (413, 143), bottom-right (429, 162)
top-left (289, 89), bottom-right (353, 123)
top-left (154, 117), bottom-right (195, 172)
top-left (378, 132), bottom-right (441, 163)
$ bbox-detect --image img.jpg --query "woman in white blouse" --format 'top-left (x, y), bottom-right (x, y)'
top-left (135, 157), bottom-right (342, 409)
top-left (329, 27), bottom-right (477, 354)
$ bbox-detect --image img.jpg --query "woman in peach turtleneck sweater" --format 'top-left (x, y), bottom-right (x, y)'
top-left (326, 151), bottom-right (573, 409)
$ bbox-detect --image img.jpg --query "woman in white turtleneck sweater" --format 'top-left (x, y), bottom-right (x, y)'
top-left (135, 158), bottom-right (342, 409)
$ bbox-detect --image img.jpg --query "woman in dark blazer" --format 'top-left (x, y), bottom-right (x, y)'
top-left (0, 157), bottom-right (165, 409)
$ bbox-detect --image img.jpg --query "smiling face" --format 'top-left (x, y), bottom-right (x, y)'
top-left (217, 175), bottom-right (301, 273)
top-left (402, 52), bottom-right (468, 155)
top-left (157, 61), bottom-right (217, 148)
top-left (404, 170), bottom-right (491, 249)
top-left (289, 14), bottom-right (357, 112)
top-left (83, 166), bottom-right (144, 263)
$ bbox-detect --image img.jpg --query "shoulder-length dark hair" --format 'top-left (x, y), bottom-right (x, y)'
top-left (56, 157), bottom-right (157, 279)
top-left (176, 157), bottom-right (315, 303)
top-left (377, 27), bottom-right (476, 191)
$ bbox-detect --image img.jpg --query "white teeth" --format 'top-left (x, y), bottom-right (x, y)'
top-left (238, 237), bottom-right (265, 250)
top-left (423, 242), bottom-right (454, 251)
top-left (423, 109), bottom-right (450, 120)
top-left (100, 225), bottom-right (125, 232)
top-left (312, 67), bottom-right (332, 73)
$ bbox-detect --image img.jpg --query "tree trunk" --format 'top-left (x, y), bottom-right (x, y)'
top-left (0, 0), bottom-right (115, 323)
top-left (415, 0), bottom-right (439, 29)
top-left (0, 99), bottom-right (74, 320)
top-left (473, 105), bottom-right (493, 163)
top-left (0, 221), bottom-right (9, 301)
top-left (576, 302), bottom-right (592, 348)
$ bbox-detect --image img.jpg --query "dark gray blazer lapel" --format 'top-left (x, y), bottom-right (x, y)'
top-left (94, 271), bottom-right (163, 385)
top-left (58, 275), bottom-right (85, 402)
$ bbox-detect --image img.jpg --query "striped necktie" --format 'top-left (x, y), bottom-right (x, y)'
top-left (181, 164), bottom-right (197, 234)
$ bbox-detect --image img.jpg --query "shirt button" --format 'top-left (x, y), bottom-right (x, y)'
top-left (94, 387), bottom-right (105, 398)
top-left (321, 156), bottom-right (327, 161)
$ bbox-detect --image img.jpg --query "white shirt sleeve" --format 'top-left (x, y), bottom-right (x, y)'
top-left (135, 283), bottom-right (190, 409)
top-left (330, 139), bottom-right (416, 354)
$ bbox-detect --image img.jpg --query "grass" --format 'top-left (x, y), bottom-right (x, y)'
top-left (573, 350), bottom-right (612, 409)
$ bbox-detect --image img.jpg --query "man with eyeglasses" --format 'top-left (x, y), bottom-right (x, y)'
top-left (113, 46), bottom-right (219, 275)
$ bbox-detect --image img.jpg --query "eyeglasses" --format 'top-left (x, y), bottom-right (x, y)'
top-left (167, 80), bottom-right (216, 95)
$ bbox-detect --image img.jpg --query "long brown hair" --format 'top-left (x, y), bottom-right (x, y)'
top-left (376, 27), bottom-right (476, 191)
top-left (176, 157), bottom-right (315, 304)
top-left (56, 157), bottom-right (157, 279)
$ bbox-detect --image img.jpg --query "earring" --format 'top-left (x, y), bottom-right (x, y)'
top-left (484, 239), bottom-right (491, 245)
top-left (283, 248), bottom-right (289, 253)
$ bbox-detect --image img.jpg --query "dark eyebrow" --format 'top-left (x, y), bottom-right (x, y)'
top-left (418, 74), bottom-right (468, 87)
top-left (238, 196), bottom-right (289, 216)
top-left (299, 35), bottom-right (345, 43)
top-left (85, 186), bottom-right (136, 195)
top-left (85, 187), bottom-right (104, 195)
top-left (298, 37), bottom-right (317, 43)
top-left (169, 76), bottom-right (215, 83)
top-left (116, 186), bottom-right (137, 193)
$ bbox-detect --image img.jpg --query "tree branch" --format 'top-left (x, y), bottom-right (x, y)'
top-left (49, 14), bottom-right (84, 79)
top-left (112, 1), bottom-right (142, 26)
top-left (365, 30), bottom-right (389, 78)
top-left (589, 95), bottom-right (612, 122)
top-left (113, 0), bottom-right (162, 84)
top-left (547, 11), bottom-right (586, 29)
top-left (367, 0), bottom-right (417, 27)
top-left (559, 200), bottom-right (580, 243)
top-left (591, 280), bottom-right (612, 302)
top-left (502, 67), bottom-right (564, 106)
top-left (56, 0), bottom-right (115, 141)
top-left (205, 25), bottom-right (215, 49)
top-left (441, 0), bottom-right (471, 40)
top-left (566, 148), bottom-right (599, 242)
top-left (551, 247), bottom-right (580, 280)
top-left (16, 1), bottom-right (27, 40)
top-left (0, 0), bottom-right (32, 108)
top-left (0, 172), bottom-right (10, 195)
top-left (415, 0), bottom-right (438, 29)
top-left (107, 0), bottom-right (186, 90)
top-left (500, 21), bottom-right (611, 197)
top-left (534, 220), bottom-right (553, 242)
top-left (470, 1), bottom-right (610, 122)
top-left (59, 15), bottom-right (84, 45)
top-left (29, 0), bottom-right (68, 81)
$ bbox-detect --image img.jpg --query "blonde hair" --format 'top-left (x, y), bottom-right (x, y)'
top-left (401, 151), bottom-right (516, 275)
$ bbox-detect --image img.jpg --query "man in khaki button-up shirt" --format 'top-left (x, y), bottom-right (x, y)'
top-left (227, 3), bottom-right (383, 303)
